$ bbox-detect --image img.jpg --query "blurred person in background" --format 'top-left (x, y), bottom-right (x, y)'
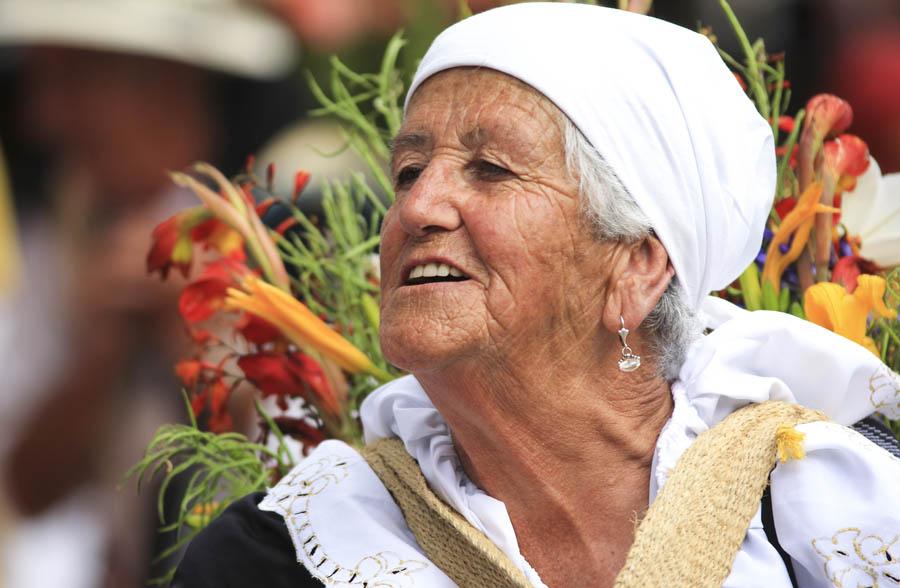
top-left (0, 1), bottom-right (300, 586)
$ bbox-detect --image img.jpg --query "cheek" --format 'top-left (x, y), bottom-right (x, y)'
top-left (378, 209), bottom-right (404, 288)
top-left (461, 193), bottom-right (577, 330)
top-left (466, 190), bottom-right (574, 287)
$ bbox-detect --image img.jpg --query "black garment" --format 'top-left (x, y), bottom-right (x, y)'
top-left (171, 492), bottom-right (324, 588)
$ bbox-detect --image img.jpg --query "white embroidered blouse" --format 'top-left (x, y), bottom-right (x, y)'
top-left (260, 306), bottom-right (900, 588)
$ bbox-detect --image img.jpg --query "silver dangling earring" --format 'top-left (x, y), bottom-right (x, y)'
top-left (617, 316), bottom-right (641, 372)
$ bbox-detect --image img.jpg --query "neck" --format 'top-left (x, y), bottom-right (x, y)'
top-left (415, 345), bottom-right (673, 587)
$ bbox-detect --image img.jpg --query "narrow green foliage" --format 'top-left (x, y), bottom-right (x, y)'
top-left (719, 0), bottom-right (769, 117)
top-left (277, 176), bottom-right (398, 412)
top-left (306, 31), bottom-right (409, 203)
top-left (125, 396), bottom-right (285, 585)
top-left (775, 109), bottom-right (804, 203)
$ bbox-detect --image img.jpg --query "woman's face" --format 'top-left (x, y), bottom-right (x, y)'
top-left (380, 68), bottom-right (616, 373)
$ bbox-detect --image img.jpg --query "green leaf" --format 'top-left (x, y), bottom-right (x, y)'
top-left (738, 263), bottom-right (762, 311)
top-left (778, 283), bottom-right (791, 312)
top-left (761, 279), bottom-right (780, 311)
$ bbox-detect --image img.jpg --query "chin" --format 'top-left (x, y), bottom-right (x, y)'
top-left (379, 317), bottom-right (474, 373)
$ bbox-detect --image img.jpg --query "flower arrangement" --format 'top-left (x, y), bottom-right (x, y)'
top-left (711, 3), bottom-right (900, 383)
top-left (128, 34), bottom-right (408, 581)
top-left (129, 1), bottom-right (900, 582)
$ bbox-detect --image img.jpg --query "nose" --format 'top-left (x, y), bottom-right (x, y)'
top-left (395, 162), bottom-right (463, 238)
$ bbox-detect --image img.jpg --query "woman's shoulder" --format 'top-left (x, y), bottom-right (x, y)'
top-left (171, 491), bottom-right (324, 588)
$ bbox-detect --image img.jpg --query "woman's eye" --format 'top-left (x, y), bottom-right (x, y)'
top-left (395, 165), bottom-right (423, 188)
top-left (471, 160), bottom-right (514, 180)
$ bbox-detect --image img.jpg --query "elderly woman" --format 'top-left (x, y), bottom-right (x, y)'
top-left (173, 4), bottom-right (900, 588)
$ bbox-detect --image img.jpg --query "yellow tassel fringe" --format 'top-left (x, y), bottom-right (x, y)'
top-left (775, 426), bottom-right (806, 463)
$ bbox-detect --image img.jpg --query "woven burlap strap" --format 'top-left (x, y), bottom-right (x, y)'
top-left (361, 439), bottom-right (533, 588)
top-left (361, 400), bottom-right (828, 588)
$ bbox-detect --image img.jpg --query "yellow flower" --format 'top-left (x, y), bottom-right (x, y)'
top-left (225, 276), bottom-right (391, 381)
top-left (803, 274), bottom-right (897, 355)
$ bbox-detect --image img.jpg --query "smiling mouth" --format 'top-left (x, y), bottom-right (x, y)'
top-left (404, 262), bottom-right (471, 286)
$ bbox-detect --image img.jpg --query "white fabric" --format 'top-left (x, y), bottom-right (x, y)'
top-left (405, 2), bottom-right (776, 311)
top-left (259, 440), bottom-right (455, 587)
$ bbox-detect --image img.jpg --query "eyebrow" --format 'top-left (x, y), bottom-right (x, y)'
top-left (390, 131), bottom-right (431, 169)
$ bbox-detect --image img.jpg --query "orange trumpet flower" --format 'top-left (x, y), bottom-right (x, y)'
top-left (225, 276), bottom-right (391, 382)
top-left (761, 182), bottom-right (839, 293)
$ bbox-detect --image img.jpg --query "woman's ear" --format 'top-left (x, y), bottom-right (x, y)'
top-left (601, 236), bottom-right (674, 333)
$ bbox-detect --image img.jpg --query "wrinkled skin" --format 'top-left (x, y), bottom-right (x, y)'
top-left (380, 69), bottom-right (618, 375)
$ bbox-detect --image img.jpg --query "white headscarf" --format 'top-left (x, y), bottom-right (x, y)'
top-left (405, 2), bottom-right (776, 312)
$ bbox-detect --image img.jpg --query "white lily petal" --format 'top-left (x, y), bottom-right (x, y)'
top-left (841, 157), bottom-right (900, 267)
top-left (841, 157), bottom-right (881, 236)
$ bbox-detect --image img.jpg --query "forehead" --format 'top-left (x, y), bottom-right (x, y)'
top-left (399, 68), bottom-right (565, 152)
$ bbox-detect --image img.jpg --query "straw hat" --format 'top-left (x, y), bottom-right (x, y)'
top-left (0, 0), bottom-right (297, 79)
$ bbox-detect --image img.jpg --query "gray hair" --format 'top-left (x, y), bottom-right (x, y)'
top-left (562, 118), bottom-right (701, 380)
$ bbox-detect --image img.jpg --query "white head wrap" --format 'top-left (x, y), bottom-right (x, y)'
top-left (405, 2), bottom-right (776, 311)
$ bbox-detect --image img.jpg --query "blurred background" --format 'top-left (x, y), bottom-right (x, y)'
top-left (0, 0), bottom-right (897, 587)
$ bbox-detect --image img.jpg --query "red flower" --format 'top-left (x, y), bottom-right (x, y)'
top-left (190, 218), bottom-right (246, 261)
top-left (831, 255), bottom-right (881, 293)
top-left (207, 378), bottom-right (233, 433)
top-left (272, 416), bottom-right (326, 448)
top-left (176, 359), bottom-right (205, 388)
top-left (174, 359), bottom-right (222, 388)
top-left (806, 94), bottom-right (853, 137)
top-left (774, 197), bottom-right (797, 220)
top-left (188, 329), bottom-right (216, 345)
top-left (237, 352), bottom-right (340, 417)
top-left (191, 388), bottom-right (208, 419)
top-left (236, 314), bottom-right (281, 345)
top-left (822, 134), bottom-right (870, 226)
top-left (180, 279), bottom-right (231, 324)
top-left (178, 258), bottom-right (251, 324)
top-left (798, 94), bottom-right (854, 189)
top-left (778, 115), bottom-right (795, 133)
top-left (293, 171), bottom-right (311, 203)
top-left (823, 134), bottom-right (870, 181)
top-left (147, 207), bottom-right (210, 279)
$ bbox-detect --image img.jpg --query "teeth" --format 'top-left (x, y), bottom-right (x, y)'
top-left (408, 262), bottom-right (468, 281)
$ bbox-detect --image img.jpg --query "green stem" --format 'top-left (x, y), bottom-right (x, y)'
top-left (719, 0), bottom-right (770, 118)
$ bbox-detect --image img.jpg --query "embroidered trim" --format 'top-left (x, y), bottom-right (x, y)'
top-left (812, 528), bottom-right (900, 587)
top-left (870, 367), bottom-right (900, 420)
top-left (260, 453), bottom-right (428, 587)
